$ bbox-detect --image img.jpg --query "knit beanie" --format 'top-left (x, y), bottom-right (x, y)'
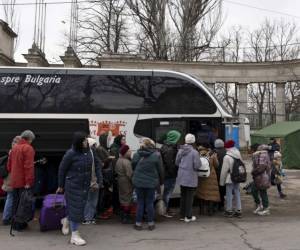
top-left (214, 139), bottom-right (224, 148)
top-left (185, 133), bottom-right (195, 144)
top-left (166, 130), bottom-right (181, 144)
top-left (119, 144), bottom-right (130, 156)
top-left (224, 140), bottom-right (235, 149)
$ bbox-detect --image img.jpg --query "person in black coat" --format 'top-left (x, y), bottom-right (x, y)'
top-left (214, 139), bottom-right (226, 211)
top-left (160, 130), bottom-right (181, 217)
top-left (57, 132), bottom-right (101, 246)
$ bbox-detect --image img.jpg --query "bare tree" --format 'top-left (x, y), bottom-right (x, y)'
top-left (168, 0), bottom-right (222, 61)
top-left (1, 0), bottom-right (19, 53)
top-left (76, 0), bottom-right (130, 64)
top-left (214, 83), bottom-right (238, 116)
top-left (1, 0), bottom-right (17, 28)
top-left (285, 82), bottom-right (300, 120)
top-left (126, 0), bottom-right (169, 60)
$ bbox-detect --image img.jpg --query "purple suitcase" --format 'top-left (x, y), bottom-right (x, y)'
top-left (39, 194), bottom-right (66, 232)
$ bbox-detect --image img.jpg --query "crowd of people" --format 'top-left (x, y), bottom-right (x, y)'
top-left (1, 129), bottom-right (287, 246)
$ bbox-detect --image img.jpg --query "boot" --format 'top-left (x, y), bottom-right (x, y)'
top-left (70, 231), bottom-right (87, 246)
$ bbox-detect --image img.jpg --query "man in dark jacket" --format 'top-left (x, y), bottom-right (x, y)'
top-left (268, 138), bottom-right (280, 161)
top-left (7, 130), bottom-right (35, 231)
top-left (110, 134), bottom-right (126, 215)
top-left (160, 130), bottom-right (181, 217)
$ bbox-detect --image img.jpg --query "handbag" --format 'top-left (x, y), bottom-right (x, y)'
top-left (155, 185), bottom-right (166, 216)
top-left (90, 150), bottom-right (99, 191)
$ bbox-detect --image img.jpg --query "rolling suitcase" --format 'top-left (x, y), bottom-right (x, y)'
top-left (39, 194), bottom-right (66, 232)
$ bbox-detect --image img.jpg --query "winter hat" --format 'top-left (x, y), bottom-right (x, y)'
top-left (88, 137), bottom-right (96, 147)
top-left (166, 130), bottom-right (181, 144)
top-left (274, 151), bottom-right (282, 159)
top-left (224, 140), bottom-right (235, 149)
top-left (214, 139), bottom-right (224, 148)
top-left (185, 133), bottom-right (195, 144)
top-left (21, 130), bottom-right (35, 141)
top-left (119, 144), bottom-right (130, 156)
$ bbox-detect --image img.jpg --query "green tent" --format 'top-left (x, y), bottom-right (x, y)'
top-left (251, 121), bottom-right (300, 169)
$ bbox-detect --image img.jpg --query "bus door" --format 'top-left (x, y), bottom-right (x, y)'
top-left (152, 119), bottom-right (187, 147)
top-left (187, 118), bottom-right (224, 148)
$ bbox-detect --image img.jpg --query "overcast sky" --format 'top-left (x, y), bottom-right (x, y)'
top-left (1, 0), bottom-right (300, 63)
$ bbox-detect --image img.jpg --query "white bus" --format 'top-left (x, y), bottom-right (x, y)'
top-left (0, 67), bottom-right (231, 193)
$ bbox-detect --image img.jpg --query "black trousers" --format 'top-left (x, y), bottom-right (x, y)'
top-left (219, 185), bottom-right (226, 208)
top-left (180, 186), bottom-right (196, 219)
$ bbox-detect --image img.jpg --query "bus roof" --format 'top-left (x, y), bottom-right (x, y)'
top-left (0, 66), bottom-right (232, 118)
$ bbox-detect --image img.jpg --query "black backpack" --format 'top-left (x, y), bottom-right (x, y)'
top-left (228, 155), bottom-right (247, 183)
top-left (0, 154), bottom-right (9, 179)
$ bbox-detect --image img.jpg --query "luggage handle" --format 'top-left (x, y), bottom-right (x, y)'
top-left (52, 194), bottom-right (65, 209)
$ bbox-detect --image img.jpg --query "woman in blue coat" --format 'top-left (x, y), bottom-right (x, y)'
top-left (57, 132), bottom-right (102, 246)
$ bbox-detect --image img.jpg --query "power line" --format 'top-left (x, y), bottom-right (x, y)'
top-left (0, 0), bottom-right (93, 6)
top-left (224, 0), bottom-right (300, 20)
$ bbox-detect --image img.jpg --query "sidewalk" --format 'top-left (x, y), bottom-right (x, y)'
top-left (0, 170), bottom-right (299, 250)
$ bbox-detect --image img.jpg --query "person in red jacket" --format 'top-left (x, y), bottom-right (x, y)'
top-left (7, 130), bottom-right (35, 231)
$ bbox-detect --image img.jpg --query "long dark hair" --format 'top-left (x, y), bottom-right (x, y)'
top-left (72, 131), bottom-right (88, 152)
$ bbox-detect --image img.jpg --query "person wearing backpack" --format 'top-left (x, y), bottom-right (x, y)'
top-left (2, 136), bottom-right (21, 225)
top-left (176, 134), bottom-right (201, 222)
top-left (196, 143), bottom-right (220, 216)
top-left (251, 144), bottom-right (272, 216)
top-left (220, 140), bottom-right (243, 218)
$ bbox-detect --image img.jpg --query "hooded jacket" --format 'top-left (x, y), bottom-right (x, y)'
top-left (132, 147), bottom-right (164, 189)
top-left (160, 130), bottom-right (181, 179)
top-left (110, 135), bottom-right (123, 159)
top-left (220, 147), bottom-right (242, 186)
top-left (175, 144), bottom-right (200, 188)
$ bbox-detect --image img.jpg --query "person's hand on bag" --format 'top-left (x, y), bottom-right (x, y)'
top-left (56, 187), bottom-right (64, 194)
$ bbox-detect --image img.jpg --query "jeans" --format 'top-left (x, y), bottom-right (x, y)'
top-left (225, 183), bottom-right (241, 211)
top-left (180, 186), bottom-right (195, 219)
top-left (252, 185), bottom-right (269, 208)
top-left (163, 178), bottom-right (176, 209)
top-left (135, 187), bottom-right (155, 225)
top-left (84, 188), bottom-right (99, 221)
top-left (69, 220), bottom-right (79, 232)
top-left (2, 191), bottom-right (13, 221)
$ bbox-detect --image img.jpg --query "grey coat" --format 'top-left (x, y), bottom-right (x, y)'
top-left (175, 145), bottom-right (201, 188)
top-left (115, 156), bottom-right (133, 205)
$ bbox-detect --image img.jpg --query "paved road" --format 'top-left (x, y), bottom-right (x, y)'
top-left (0, 170), bottom-right (299, 250)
